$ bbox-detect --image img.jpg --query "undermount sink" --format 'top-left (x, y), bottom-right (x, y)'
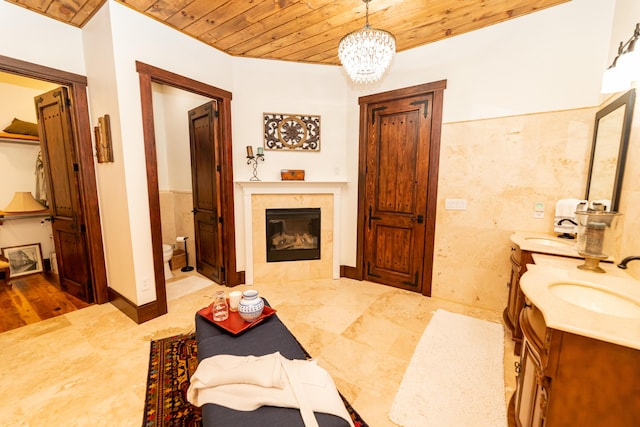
top-left (549, 282), bottom-right (640, 319)
top-left (524, 237), bottom-right (573, 247)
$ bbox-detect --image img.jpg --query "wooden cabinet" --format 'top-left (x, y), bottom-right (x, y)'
top-left (503, 243), bottom-right (534, 355)
top-left (510, 302), bottom-right (640, 427)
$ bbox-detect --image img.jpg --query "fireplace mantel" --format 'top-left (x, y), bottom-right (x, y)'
top-left (237, 180), bottom-right (347, 284)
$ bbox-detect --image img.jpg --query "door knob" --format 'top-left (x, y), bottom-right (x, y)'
top-left (412, 214), bottom-right (424, 224)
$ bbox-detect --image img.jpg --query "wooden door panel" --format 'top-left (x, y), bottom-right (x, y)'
top-left (364, 95), bottom-right (433, 292)
top-left (376, 111), bottom-right (420, 214)
top-left (194, 219), bottom-right (218, 279)
top-left (189, 101), bottom-right (224, 284)
top-left (35, 87), bottom-right (93, 302)
top-left (55, 229), bottom-right (90, 291)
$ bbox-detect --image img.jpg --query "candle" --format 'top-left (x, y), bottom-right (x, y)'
top-left (246, 146), bottom-right (253, 157)
top-left (257, 147), bottom-right (264, 156)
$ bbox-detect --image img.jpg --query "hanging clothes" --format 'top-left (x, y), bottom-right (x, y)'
top-left (34, 150), bottom-right (48, 207)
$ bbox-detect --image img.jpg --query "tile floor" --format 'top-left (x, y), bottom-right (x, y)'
top-left (0, 273), bottom-right (518, 426)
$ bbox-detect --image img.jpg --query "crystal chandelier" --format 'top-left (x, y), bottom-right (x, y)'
top-left (338, 0), bottom-right (396, 84)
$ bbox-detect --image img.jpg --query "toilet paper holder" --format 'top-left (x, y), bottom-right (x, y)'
top-left (177, 236), bottom-right (194, 272)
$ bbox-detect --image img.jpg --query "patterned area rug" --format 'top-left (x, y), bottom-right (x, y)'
top-left (143, 333), bottom-right (202, 427)
top-left (143, 332), bottom-right (368, 427)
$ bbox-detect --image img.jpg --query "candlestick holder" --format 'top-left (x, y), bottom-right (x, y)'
top-left (246, 152), bottom-right (265, 181)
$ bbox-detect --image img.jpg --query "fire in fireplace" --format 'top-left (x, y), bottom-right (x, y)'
top-left (266, 208), bottom-right (321, 262)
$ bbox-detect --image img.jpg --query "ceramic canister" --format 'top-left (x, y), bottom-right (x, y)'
top-left (238, 290), bottom-right (264, 322)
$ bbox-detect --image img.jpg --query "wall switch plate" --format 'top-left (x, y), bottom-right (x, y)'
top-left (445, 198), bottom-right (467, 210)
top-left (534, 201), bottom-right (545, 218)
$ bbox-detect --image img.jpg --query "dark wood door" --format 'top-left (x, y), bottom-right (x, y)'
top-left (188, 101), bottom-right (224, 284)
top-left (363, 94), bottom-right (434, 293)
top-left (35, 87), bottom-right (93, 302)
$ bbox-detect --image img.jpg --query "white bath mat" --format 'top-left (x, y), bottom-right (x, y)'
top-left (389, 309), bottom-right (507, 427)
top-left (166, 275), bottom-right (213, 301)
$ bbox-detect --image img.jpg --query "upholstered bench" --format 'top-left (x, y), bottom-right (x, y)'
top-left (194, 301), bottom-right (354, 427)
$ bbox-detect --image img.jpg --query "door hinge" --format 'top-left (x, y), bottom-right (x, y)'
top-left (216, 164), bottom-right (221, 172)
top-left (214, 109), bottom-right (219, 118)
top-left (80, 224), bottom-right (86, 233)
top-left (73, 163), bottom-right (79, 172)
top-left (218, 216), bottom-right (223, 224)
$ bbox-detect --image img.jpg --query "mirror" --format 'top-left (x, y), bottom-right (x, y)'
top-left (585, 89), bottom-right (635, 212)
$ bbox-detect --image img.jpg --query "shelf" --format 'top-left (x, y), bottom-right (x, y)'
top-left (0, 212), bottom-right (50, 225)
top-left (0, 132), bottom-right (40, 145)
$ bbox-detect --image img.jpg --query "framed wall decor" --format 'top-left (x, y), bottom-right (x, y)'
top-left (1, 243), bottom-right (43, 277)
top-left (263, 113), bottom-right (320, 151)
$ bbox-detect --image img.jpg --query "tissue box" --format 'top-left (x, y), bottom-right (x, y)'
top-left (280, 169), bottom-right (305, 181)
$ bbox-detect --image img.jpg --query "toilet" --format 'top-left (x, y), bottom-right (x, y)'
top-left (162, 244), bottom-right (174, 280)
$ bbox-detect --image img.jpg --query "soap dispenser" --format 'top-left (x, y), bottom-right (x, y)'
top-left (575, 203), bottom-right (621, 273)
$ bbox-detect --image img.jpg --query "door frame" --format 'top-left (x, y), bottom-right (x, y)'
top-left (136, 62), bottom-right (243, 320)
top-left (0, 54), bottom-right (109, 303)
top-left (354, 81), bottom-right (446, 296)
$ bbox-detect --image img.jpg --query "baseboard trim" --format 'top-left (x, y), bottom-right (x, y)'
top-left (108, 288), bottom-right (166, 324)
top-left (340, 265), bottom-right (359, 280)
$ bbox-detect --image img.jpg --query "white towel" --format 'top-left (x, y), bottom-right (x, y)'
top-left (187, 352), bottom-right (354, 427)
top-left (554, 198), bottom-right (586, 233)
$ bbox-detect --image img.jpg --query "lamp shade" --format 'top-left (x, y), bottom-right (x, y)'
top-left (601, 65), bottom-right (631, 94)
top-left (3, 192), bottom-right (48, 213)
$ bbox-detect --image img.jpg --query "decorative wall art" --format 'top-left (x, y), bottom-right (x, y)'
top-left (263, 113), bottom-right (320, 151)
top-left (2, 243), bottom-right (43, 277)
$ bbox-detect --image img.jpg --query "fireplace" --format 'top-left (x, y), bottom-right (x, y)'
top-left (266, 208), bottom-right (321, 262)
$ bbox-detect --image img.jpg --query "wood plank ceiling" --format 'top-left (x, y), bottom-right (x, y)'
top-left (8, 0), bottom-right (569, 65)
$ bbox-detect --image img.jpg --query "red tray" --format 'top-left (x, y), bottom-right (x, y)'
top-left (197, 300), bottom-right (276, 335)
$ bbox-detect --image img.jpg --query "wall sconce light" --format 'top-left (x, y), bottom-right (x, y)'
top-left (95, 114), bottom-right (114, 163)
top-left (601, 23), bottom-right (640, 94)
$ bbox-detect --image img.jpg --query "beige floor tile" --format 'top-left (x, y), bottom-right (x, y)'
top-left (0, 275), bottom-right (516, 426)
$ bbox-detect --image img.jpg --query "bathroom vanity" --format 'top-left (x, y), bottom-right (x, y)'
top-left (509, 254), bottom-right (640, 427)
top-left (504, 232), bottom-right (580, 355)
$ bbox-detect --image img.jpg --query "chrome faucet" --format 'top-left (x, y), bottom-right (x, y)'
top-left (617, 256), bottom-right (640, 269)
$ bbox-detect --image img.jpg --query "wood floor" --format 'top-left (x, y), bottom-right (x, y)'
top-left (0, 272), bottom-right (91, 333)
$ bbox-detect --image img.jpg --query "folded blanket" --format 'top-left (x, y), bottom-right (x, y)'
top-left (187, 352), bottom-right (354, 427)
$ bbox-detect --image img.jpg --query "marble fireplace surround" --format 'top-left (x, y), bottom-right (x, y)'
top-left (237, 181), bottom-right (347, 284)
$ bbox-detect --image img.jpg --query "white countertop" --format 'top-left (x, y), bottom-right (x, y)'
top-left (520, 254), bottom-right (640, 350)
top-left (510, 231), bottom-right (582, 258)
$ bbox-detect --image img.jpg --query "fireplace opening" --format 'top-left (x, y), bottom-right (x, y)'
top-left (266, 208), bottom-right (320, 262)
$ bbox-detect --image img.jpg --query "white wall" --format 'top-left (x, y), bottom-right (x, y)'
top-left (0, 2), bottom-right (85, 75)
top-left (84, 0), bottom-right (234, 304)
top-left (337, 0), bottom-right (616, 267)
top-left (230, 57), bottom-right (347, 270)
top-left (152, 84), bottom-right (211, 192)
top-left (348, 0), bottom-right (613, 121)
top-left (611, 0), bottom-right (640, 279)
